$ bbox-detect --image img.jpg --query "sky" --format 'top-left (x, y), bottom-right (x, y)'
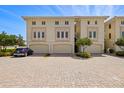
top-left (0, 5), bottom-right (124, 40)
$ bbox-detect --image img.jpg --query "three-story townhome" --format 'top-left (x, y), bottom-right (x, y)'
top-left (23, 16), bottom-right (108, 54)
top-left (22, 16), bottom-right (75, 54)
top-left (105, 16), bottom-right (124, 51)
top-left (76, 16), bottom-right (108, 53)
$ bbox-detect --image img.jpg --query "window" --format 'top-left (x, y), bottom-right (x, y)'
top-left (33, 31), bottom-right (45, 40)
top-left (93, 31), bottom-right (96, 38)
top-left (57, 32), bottom-right (60, 38)
top-left (89, 32), bottom-right (92, 38)
top-left (89, 31), bottom-right (97, 39)
top-left (55, 21), bottom-right (59, 25)
top-left (65, 32), bottom-right (68, 38)
top-left (87, 21), bottom-right (90, 25)
top-left (38, 32), bottom-right (40, 38)
top-left (95, 21), bottom-right (97, 24)
top-left (109, 33), bottom-right (111, 39)
top-left (109, 24), bottom-right (111, 29)
top-left (122, 32), bottom-right (124, 37)
top-left (56, 31), bottom-right (69, 40)
top-left (42, 21), bottom-right (46, 25)
top-left (34, 32), bottom-right (36, 38)
top-left (32, 21), bottom-right (36, 25)
top-left (65, 21), bottom-right (69, 25)
top-left (121, 21), bottom-right (124, 25)
top-left (61, 32), bottom-right (64, 38)
top-left (42, 32), bottom-right (45, 38)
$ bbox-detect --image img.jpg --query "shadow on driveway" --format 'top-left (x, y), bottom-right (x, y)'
top-left (10, 53), bottom-right (123, 60)
top-left (105, 53), bottom-right (124, 59)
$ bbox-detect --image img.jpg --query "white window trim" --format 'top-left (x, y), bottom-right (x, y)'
top-left (42, 21), bottom-right (46, 25)
top-left (121, 31), bottom-right (124, 37)
top-left (121, 21), bottom-right (124, 25)
top-left (56, 30), bottom-right (69, 41)
top-left (88, 31), bottom-right (97, 40)
top-left (65, 21), bottom-right (69, 25)
top-left (55, 21), bottom-right (59, 25)
top-left (32, 31), bottom-right (45, 41)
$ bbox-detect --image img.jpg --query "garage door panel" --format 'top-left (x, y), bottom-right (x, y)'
top-left (30, 44), bottom-right (49, 53)
top-left (85, 44), bottom-right (102, 53)
top-left (53, 44), bottom-right (72, 53)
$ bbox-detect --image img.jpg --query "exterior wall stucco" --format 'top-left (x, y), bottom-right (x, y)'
top-left (23, 17), bottom-right (75, 54)
top-left (105, 17), bottom-right (124, 51)
top-left (23, 16), bottom-right (108, 54)
top-left (80, 17), bottom-right (107, 53)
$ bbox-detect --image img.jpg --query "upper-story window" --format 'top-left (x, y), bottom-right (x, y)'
top-left (55, 21), bottom-right (59, 25)
top-left (34, 32), bottom-right (36, 38)
top-left (109, 33), bottom-right (111, 39)
top-left (95, 21), bottom-right (97, 25)
top-left (33, 31), bottom-right (45, 40)
top-left (61, 31), bottom-right (64, 38)
top-left (93, 31), bottom-right (96, 38)
top-left (38, 32), bottom-right (40, 38)
top-left (87, 21), bottom-right (90, 25)
top-left (65, 32), bottom-right (68, 38)
top-left (121, 21), bottom-right (124, 25)
top-left (57, 32), bottom-right (60, 38)
top-left (89, 31), bottom-right (97, 39)
top-left (56, 31), bottom-right (69, 40)
top-left (32, 21), bottom-right (36, 25)
top-left (42, 21), bottom-right (46, 25)
top-left (109, 24), bottom-right (111, 29)
top-left (65, 21), bottom-right (69, 25)
top-left (89, 32), bottom-right (92, 38)
top-left (42, 32), bottom-right (45, 38)
top-left (121, 32), bottom-right (124, 37)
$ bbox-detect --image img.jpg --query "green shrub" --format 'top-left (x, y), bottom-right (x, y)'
top-left (44, 53), bottom-right (51, 57)
top-left (0, 49), bottom-right (15, 52)
top-left (0, 52), bottom-right (4, 57)
top-left (109, 48), bottom-right (115, 53)
top-left (4, 52), bottom-right (12, 56)
top-left (0, 49), bottom-right (15, 57)
top-left (0, 52), bottom-right (12, 57)
top-left (116, 51), bottom-right (124, 56)
top-left (76, 53), bottom-right (81, 57)
top-left (76, 52), bottom-right (91, 58)
top-left (104, 48), bottom-right (107, 53)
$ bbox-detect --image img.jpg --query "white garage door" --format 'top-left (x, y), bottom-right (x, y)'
top-left (30, 44), bottom-right (49, 53)
top-left (53, 44), bottom-right (72, 53)
top-left (85, 44), bottom-right (102, 53)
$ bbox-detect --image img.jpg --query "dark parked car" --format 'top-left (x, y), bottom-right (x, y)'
top-left (13, 48), bottom-right (33, 57)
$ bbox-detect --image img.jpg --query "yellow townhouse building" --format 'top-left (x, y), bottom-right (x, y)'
top-left (75, 16), bottom-right (108, 53)
top-left (22, 16), bottom-right (75, 54)
top-left (22, 16), bottom-right (108, 54)
top-left (105, 16), bottom-right (124, 51)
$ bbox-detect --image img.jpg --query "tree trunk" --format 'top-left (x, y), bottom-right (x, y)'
top-left (82, 47), bottom-right (85, 53)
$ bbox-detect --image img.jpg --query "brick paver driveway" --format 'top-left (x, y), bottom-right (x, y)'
top-left (0, 54), bottom-right (124, 88)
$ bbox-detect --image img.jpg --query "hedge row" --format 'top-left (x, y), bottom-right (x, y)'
top-left (0, 49), bottom-right (15, 57)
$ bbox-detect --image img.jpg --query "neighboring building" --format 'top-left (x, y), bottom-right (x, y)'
top-left (22, 16), bottom-right (75, 54)
top-left (105, 16), bottom-right (124, 51)
top-left (23, 16), bottom-right (108, 54)
top-left (76, 16), bottom-right (108, 53)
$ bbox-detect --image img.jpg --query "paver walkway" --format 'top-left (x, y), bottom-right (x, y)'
top-left (0, 54), bottom-right (124, 87)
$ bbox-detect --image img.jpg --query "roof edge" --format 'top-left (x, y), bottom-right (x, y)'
top-left (22, 16), bottom-right (109, 20)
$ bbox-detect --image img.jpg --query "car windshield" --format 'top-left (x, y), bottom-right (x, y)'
top-left (16, 48), bottom-right (27, 52)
